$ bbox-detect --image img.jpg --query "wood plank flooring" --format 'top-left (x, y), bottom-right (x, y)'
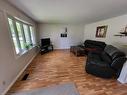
top-left (7, 50), bottom-right (127, 95)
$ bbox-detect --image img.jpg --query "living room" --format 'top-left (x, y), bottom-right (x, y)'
top-left (1, 0), bottom-right (127, 95)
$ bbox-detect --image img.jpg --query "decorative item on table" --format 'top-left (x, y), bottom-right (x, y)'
top-left (24, 43), bottom-right (32, 49)
top-left (96, 25), bottom-right (108, 38)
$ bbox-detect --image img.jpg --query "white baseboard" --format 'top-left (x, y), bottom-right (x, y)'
top-left (2, 52), bottom-right (38, 95)
top-left (54, 47), bottom-right (70, 50)
top-left (54, 48), bottom-right (70, 50)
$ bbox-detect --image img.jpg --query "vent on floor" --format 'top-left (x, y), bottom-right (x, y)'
top-left (21, 73), bottom-right (29, 81)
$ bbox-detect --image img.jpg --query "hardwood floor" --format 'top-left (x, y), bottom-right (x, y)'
top-left (7, 50), bottom-right (127, 95)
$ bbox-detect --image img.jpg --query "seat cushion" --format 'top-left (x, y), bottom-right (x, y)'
top-left (88, 53), bottom-right (110, 68)
top-left (101, 52), bottom-right (112, 64)
top-left (86, 59), bottom-right (115, 78)
top-left (88, 52), bottom-right (101, 61)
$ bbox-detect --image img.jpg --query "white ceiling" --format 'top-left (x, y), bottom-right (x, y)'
top-left (7, 0), bottom-right (127, 24)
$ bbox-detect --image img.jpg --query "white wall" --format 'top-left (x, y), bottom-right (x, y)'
top-left (39, 24), bottom-right (84, 49)
top-left (0, 0), bottom-right (38, 94)
top-left (84, 14), bottom-right (127, 53)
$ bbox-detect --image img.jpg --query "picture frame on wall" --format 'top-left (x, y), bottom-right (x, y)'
top-left (96, 25), bottom-right (108, 38)
top-left (60, 27), bottom-right (68, 37)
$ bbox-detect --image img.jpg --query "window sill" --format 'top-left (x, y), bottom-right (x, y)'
top-left (15, 46), bottom-right (36, 59)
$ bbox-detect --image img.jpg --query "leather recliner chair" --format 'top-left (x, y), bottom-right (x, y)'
top-left (85, 45), bottom-right (127, 78)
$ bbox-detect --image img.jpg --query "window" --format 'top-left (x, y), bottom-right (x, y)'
top-left (16, 22), bottom-right (25, 50)
top-left (30, 26), bottom-right (36, 45)
top-left (8, 18), bottom-right (20, 54)
top-left (23, 24), bottom-right (31, 45)
top-left (8, 16), bottom-right (36, 55)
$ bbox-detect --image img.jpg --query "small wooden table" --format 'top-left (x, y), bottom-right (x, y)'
top-left (70, 46), bottom-right (97, 56)
top-left (70, 46), bottom-right (86, 56)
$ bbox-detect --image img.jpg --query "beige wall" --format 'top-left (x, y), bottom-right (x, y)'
top-left (0, 0), bottom-right (38, 94)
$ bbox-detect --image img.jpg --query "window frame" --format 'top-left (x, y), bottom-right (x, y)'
top-left (29, 26), bottom-right (36, 45)
top-left (8, 17), bottom-right (21, 55)
top-left (7, 15), bottom-right (36, 57)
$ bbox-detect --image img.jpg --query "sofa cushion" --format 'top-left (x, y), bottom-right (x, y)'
top-left (90, 60), bottom-right (110, 68)
top-left (104, 45), bottom-right (118, 56)
top-left (88, 52), bottom-right (101, 60)
top-left (111, 57), bottom-right (127, 70)
top-left (111, 51), bottom-right (126, 60)
top-left (104, 45), bottom-right (125, 60)
top-left (101, 52), bottom-right (112, 64)
top-left (86, 58), bottom-right (115, 78)
top-left (84, 40), bottom-right (106, 50)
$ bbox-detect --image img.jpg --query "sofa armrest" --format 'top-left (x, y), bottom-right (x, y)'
top-left (111, 57), bottom-right (127, 70)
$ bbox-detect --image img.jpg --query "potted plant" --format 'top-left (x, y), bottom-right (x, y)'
top-left (24, 43), bottom-right (31, 50)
